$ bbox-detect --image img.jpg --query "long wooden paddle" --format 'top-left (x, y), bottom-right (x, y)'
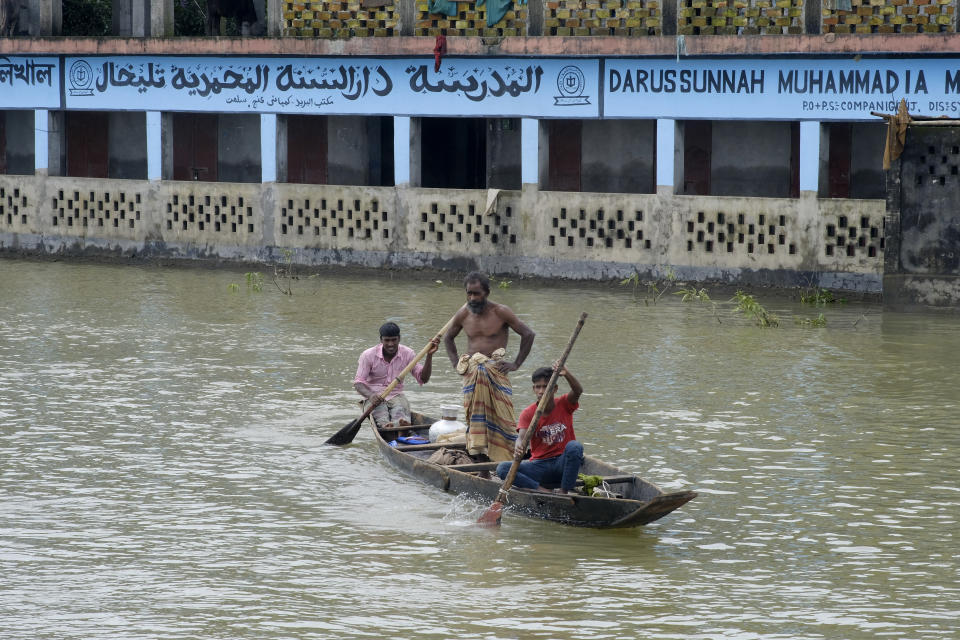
top-left (324, 307), bottom-right (463, 446)
top-left (477, 311), bottom-right (588, 527)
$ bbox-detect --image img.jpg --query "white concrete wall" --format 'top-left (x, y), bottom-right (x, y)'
top-left (0, 173), bottom-right (885, 292)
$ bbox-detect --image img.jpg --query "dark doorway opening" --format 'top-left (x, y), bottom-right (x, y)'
top-left (373, 116), bottom-right (395, 187)
top-left (547, 119), bottom-right (582, 192)
top-left (173, 113), bottom-right (218, 181)
top-left (66, 111), bottom-right (109, 178)
top-left (420, 117), bottom-right (486, 189)
top-left (827, 122), bottom-right (853, 198)
top-left (683, 120), bottom-right (711, 195)
top-left (287, 115), bottom-right (328, 184)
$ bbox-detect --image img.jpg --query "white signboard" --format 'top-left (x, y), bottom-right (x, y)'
top-left (604, 57), bottom-right (960, 121)
top-left (64, 56), bottom-right (600, 118)
top-left (0, 56), bottom-right (60, 109)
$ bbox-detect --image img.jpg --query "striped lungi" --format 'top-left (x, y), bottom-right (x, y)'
top-left (456, 349), bottom-right (518, 463)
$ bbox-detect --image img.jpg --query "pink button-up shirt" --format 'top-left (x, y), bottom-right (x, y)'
top-left (354, 344), bottom-right (426, 400)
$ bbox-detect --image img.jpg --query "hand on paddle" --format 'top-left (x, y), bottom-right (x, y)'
top-left (513, 428), bottom-right (527, 457)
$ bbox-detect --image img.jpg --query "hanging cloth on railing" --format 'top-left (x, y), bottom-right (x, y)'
top-left (428, 0), bottom-right (457, 17)
top-left (478, 0), bottom-right (527, 27)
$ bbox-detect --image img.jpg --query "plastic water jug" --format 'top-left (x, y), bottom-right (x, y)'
top-left (429, 405), bottom-right (467, 443)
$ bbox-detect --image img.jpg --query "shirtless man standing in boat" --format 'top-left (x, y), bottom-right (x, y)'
top-left (443, 272), bottom-right (535, 462)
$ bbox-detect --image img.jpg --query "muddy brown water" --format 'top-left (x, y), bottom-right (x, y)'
top-left (1, 258), bottom-right (957, 639)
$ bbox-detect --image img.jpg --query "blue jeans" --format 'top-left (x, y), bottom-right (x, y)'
top-left (496, 441), bottom-right (584, 491)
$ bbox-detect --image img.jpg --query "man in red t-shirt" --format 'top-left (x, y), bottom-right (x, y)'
top-left (495, 363), bottom-right (584, 494)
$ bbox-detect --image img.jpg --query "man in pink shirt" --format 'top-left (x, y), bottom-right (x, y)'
top-left (354, 322), bottom-right (439, 429)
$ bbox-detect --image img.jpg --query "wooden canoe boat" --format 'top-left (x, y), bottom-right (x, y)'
top-left (373, 413), bottom-right (697, 528)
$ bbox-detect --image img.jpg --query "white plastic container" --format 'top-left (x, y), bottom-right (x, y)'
top-left (428, 405), bottom-right (467, 443)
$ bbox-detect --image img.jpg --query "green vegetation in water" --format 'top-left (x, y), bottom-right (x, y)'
top-left (800, 287), bottom-right (845, 306)
top-left (620, 266), bottom-right (677, 305)
top-left (676, 286), bottom-right (722, 323)
top-left (795, 313), bottom-right (827, 327)
top-left (675, 286), bottom-right (710, 303)
top-left (731, 290), bottom-right (780, 327)
top-left (228, 272), bottom-right (264, 294)
top-left (271, 249), bottom-right (295, 296)
top-left (497, 279), bottom-right (512, 289)
top-left (246, 272), bottom-right (264, 292)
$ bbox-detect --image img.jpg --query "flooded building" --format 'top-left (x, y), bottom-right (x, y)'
top-left (1, 0), bottom-right (959, 304)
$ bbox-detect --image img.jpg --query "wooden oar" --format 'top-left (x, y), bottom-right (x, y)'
top-left (477, 311), bottom-right (588, 527)
top-left (324, 307), bottom-right (463, 446)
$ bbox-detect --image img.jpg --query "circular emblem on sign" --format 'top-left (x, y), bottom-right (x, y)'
top-left (557, 66), bottom-right (584, 98)
top-left (69, 60), bottom-right (93, 90)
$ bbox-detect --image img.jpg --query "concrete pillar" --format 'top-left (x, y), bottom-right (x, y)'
top-left (521, 118), bottom-right (539, 186)
top-left (113, 0), bottom-right (173, 36)
top-left (804, 0), bottom-right (821, 34)
top-left (398, 0), bottom-right (415, 35)
top-left (817, 123), bottom-right (829, 198)
top-left (261, 113), bottom-right (277, 183)
top-left (656, 118), bottom-right (676, 195)
top-left (34, 109), bottom-right (48, 175)
top-left (275, 115), bottom-right (288, 183)
top-left (146, 111), bottom-right (162, 180)
top-left (150, 0), bottom-right (174, 36)
top-left (267, 0), bottom-right (283, 35)
top-left (394, 116), bottom-right (411, 186)
top-left (43, 110), bottom-right (65, 177)
top-left (663, 0), bottom-right (677, 35)
top-left (113, 0), bottom-right (147, 36)
top-left (527, 0), bottom-right (543, 35)
top-left (799, 120), bottom-right (820, 193)
top-left (23, 0), bottom-right (61, 35)
top-left (250, 0), bottom-right (266, 35)
top-left (161, 112), bottom-right (174, 180)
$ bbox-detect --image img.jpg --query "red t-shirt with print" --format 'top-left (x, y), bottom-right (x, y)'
top-left (518, 393), bottom-right (579, 460)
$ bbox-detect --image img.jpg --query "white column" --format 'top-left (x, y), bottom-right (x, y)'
top-left (656, 118), bottom-right (675, 193)
top-left (260, 113), bottom-right (277, 183)
top-left (799, 120), bottom-right (820, 193)
top-left (393, 116), bottom-right (410, 186)
top-left (34, 109), bottom-right (48, 174)
top-left (521, 118), bottom-right (539, 185)
top-left (146, 111), bottom-right (162, 181)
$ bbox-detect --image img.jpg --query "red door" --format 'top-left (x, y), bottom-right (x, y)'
top-left (173, 113), bottom-right (218, 181)
top-left (548, 120), bottom-right (581, 192)
top-left (827, 123), bottom-right (852, 198)
top-left (683, 120), bottom-right (711, 195)
top-left (287, 115), bottom-right (328, 184)
top-left (66, 111), bottom-right (109, 178)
